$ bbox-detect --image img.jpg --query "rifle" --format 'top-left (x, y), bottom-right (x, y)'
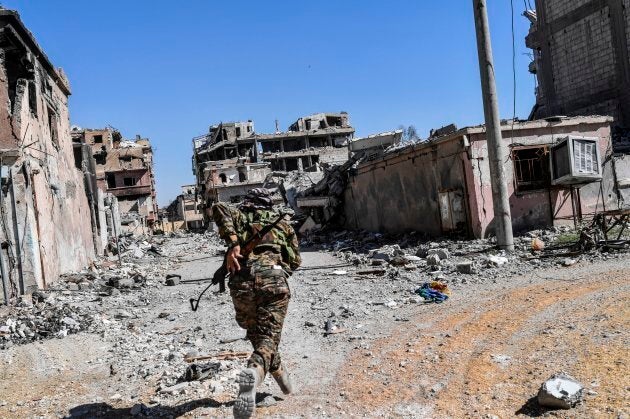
top-left (189, 213), bottom-right (288, 311)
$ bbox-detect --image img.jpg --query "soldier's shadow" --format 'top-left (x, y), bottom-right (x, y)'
top-left (66, 393), bottom-right (281, 418)
top-left (65, 397), bottom-right (230, 418)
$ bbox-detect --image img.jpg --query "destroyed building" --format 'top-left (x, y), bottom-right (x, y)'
top-left (525, 0), bottom-right (630, 129)
top-left (192, 112), bottom-right (354, 205)
top-left (157, 184), bottom-right (204, 232)
top-left (0, 9), bottom-right (111, 298)
top-left (72, 129), bottom-right (158, 235)
top-left (348, 129), bottom-right (403, 161)
top-left (342, 116), bottom-right (627, 238)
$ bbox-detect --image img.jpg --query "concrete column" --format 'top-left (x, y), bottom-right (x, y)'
top-left (472, 0), bottom-right (514, 251)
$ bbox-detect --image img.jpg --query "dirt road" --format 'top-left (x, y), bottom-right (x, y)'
top-left (0, 237), bottom-right (627, 418)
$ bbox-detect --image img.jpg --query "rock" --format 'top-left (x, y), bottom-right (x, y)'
top-left (403, 255), bottom-right (423, 263)
top-left (165, 276), bottom-right (180, 286)
top-left (537, 373), bottom-right (584, 409)
top-left (257, 395), bottom-right (277, 407)
top-left (389, 256), bottom-right (408, 266)
top-left (369, 251), bottom-right (391, 262)
top-left (159, 382), bottom-right (190, 395)
top-left (426, 254), bottom-right (441, 266)
top-left (456, 260), bottom-right (474, 274)
top-left (487, 255), bottom-right (508, 266)
top-left (562, 258), bottom-right (577, 267)
top-left (428, 248), bottom-right (450, 260)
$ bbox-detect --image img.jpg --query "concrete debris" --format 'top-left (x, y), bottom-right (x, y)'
top-left (487, 255), bottom-right (508, 266)
top-left (562, 258), bottom-right (577, 267)
top-left (537, 373), bottom-right (584, 409)
top-left (426, 254), bottom-right (441, 266)
top-left (456, 260), bottom-right (474, 274)
top-left (427, 248), bottom-right (450, 260)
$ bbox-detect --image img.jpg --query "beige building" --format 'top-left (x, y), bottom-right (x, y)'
top-left (0, 9), bottom-right (106, 298)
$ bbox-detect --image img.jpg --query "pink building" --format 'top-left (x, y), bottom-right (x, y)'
top-left (344, 116), bottom-right (628, 238)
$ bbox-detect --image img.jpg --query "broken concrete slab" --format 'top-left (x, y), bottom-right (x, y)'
top-left (537, 373), bottom-right (584, 409)
top-left (427, 248), bottom-right (450, 260)
top-left (426, 254), bottom-right (441, 266)
top-left (456, 260), bottom-right (474, 274)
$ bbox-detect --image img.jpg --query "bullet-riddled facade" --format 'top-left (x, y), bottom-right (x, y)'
top-left (0, 10), bottom-right (102, 297)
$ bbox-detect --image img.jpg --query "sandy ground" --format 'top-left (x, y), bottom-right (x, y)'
top-left (0, 237), bottom-right (628, 418)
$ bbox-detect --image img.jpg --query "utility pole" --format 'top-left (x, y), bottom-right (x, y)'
top-left (472, 0), bottom-right (514, 251)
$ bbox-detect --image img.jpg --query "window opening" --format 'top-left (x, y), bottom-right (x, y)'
top-left (512, 146), bottom-right (550, 193)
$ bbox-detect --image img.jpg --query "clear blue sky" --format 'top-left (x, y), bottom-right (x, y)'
top-left (3, 0), bottom-right (535, 206)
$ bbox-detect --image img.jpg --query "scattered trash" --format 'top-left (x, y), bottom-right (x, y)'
top-left (415, 282), bottom-right (450, 303)
top-left (331, 270), bottom-right (348, 276)
top-left (531, 237), bottom-right (545, 251)
top-left (537, 373), bottom-right (584, 409)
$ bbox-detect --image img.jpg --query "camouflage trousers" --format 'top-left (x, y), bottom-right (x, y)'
top-left (229, 261), bottom-right (291, 376)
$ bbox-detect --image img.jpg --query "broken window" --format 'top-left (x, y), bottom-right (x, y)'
top-left (261, 141), bottom-right (281, 153)
top-left (219, 173), bottom-right (227, 184)
top-left (512, 146), bottom-right (550, 193)
top-left (106, 174), bottom-right (116, 188)
top-left (285, 158), bottom-right (299, 171)
top-left (95, 153), bottom-right (106, 165)
top-left (247, 126), bottom-right (252, 133)
top-left (47, 106), bottom-right (59, 148)
top-left (283, 139), bottom-right (305, 152)
top-left (235, 127), bottom-right (241, 137)
top-left (123, 177), bottom-right (138, 187)
top-left (93, 135), bottom-right (103, 144)
top-left (305, 120), bottom-right (312, 130)
top-left (2, 39), bottom-right (33, 114)
top-left (326, 116), bottom-right (342, 127)
top-left (238, 171), bottom-right (247, 182)
top-left (28, 80), bottom-right (37, 116)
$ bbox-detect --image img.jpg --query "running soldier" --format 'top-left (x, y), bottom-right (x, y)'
top-left (211, 188), bottom-right (301, 419)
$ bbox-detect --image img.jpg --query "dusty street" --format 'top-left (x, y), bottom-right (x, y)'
top-left (0, 233), bottom-right (628, 418)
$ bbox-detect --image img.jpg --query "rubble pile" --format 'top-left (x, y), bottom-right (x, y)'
top-left (301, 225), bottom-right (630, 285)
top-left (0, 295), bottom-right (95, 346)
top-left (0, 231), bottom-right (223, 349)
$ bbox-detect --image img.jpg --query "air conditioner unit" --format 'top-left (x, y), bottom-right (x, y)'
top-left (550, 136), bottom-right (602, 185)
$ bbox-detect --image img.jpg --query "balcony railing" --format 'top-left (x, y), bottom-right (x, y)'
top-left (108, 184), bottom-right (152, 197)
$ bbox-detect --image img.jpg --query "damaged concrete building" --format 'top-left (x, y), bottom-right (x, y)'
top-left (343, 116), bottom-right (626, 238)
top-left (0, 9), bottom-right (111, 299)
top-left (72, 129), bottom-right (158, 235)
top-left (192, 112), bottom-right (354, 205)
top-left (525, 0), bottom-right (630, 130)
top-left (157, 184), bottom-right (204, 232)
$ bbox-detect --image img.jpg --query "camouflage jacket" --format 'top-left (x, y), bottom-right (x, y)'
top-left (211, 202), bottom-right (302, 272)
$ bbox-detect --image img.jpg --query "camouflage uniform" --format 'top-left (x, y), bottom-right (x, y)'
top-left (211, 200), bottom-right (301, 377)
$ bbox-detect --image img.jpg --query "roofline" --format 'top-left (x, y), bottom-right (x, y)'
top-left (357, 115), bottom-right (614, 168)
top-left (0, 9), bottom-right (71, 95)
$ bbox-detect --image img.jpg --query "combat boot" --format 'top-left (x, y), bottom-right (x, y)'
top-left (271, 363), bottom-right (294, 395)
top-left (234, 367), bottom-right (262, 419)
